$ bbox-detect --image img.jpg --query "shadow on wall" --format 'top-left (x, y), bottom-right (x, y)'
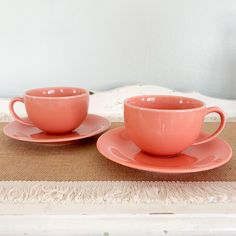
top-left (0, 1), bottom-right (236, 99)
top-left (207, 13), bottom-right (236, 99)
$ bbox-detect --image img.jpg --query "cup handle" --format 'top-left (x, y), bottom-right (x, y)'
top-left (9, 97), bottom-right (34, 126)
top-left (193, 107), bottom-right (226, 145)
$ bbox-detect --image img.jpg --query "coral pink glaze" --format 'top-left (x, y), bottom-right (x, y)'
top-left (124, 95), bottom-right (226, 156)
top-left (9, 87), bottom-right (89, 134)
top-left (96, 127), bottom-right (232, 173)
top-left (3, 114), bottom-right (110, 144)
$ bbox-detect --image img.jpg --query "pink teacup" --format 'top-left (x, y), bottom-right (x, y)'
top-left (9, 87), bottom-right (89, 134)
top-left (124, 95), bottom-right (225, 156)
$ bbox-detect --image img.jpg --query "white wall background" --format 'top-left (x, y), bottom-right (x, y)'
top-left (0, 0), bottom-right (236, 98)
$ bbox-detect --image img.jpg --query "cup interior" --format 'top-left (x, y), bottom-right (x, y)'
top-left (26, 87), bottom-right (87, 98)
top-left (125, 95), bottom-right (204, 110)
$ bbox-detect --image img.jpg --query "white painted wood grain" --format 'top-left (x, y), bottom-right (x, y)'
top-left (0, 214), bottom-right (236, 236)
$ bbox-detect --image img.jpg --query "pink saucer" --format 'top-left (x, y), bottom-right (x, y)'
top-left (97, 127), bottom-right (232, 173)
top-left (3, 114), bottom-right (110, 144)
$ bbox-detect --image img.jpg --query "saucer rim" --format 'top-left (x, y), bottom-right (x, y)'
top-left (96, 127), bottom-right (232, 174)
top-left (3, 114), bottom-right (111, 143)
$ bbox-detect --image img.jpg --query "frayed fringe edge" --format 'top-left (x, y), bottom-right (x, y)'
top-left (0, 181), bottom-right (236, 205)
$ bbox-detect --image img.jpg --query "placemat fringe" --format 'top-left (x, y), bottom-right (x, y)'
top-left (0, 181), bottom-right (236, 204)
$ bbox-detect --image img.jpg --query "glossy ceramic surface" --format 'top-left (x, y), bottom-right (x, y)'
top-left (3, 114), bottom-right (110, 144)
top-left (124, 95), bottom-right (225, 156)
top-left (9, 87), bottom-right (89, 134)
top-left (97, 127), bottom-right (232, 173)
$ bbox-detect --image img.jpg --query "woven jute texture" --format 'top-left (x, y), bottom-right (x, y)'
top-left (0, 122), bottom-right (235, 181)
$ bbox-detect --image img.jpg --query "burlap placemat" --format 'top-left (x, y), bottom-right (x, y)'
top-left (0, 122), bottom-right (235, 182)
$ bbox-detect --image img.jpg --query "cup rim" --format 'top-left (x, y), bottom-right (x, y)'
top-left (24, 87), bottom-right (89, 99)
top-left (124, 95), bottom-right (206, 112)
